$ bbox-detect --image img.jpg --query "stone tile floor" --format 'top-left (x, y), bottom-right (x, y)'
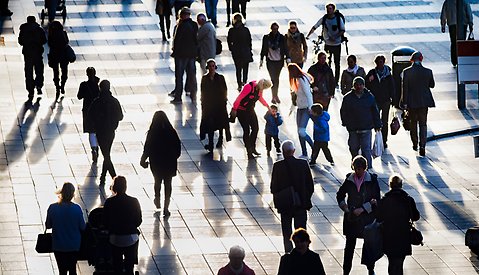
top-left (1, 0), bottom-right (479, 273)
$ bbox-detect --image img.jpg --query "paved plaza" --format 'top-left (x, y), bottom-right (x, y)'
top-left (1, 0), bottom-right (479, 273)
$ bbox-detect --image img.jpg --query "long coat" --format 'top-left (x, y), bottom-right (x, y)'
top-left (340, 67), bottom-right (366, 95)
top-left (401, 62), bottom-right (435, 109)
top-left (376, 188), bottom-right (420, 257)
top-left (336, 172), bottom-right (380, 238)
top-left (77, 77), bottom-right (100, 133)
top-left (227, 23), bottom-right (252, 63)
top-left (200, 73), bottom-right (229, 139)
top-left (365, 66), bottom-right (395, 106)
top-left (142, 125), bottom-right (181, 178)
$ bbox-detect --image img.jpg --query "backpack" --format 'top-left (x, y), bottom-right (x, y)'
top-left (321, 10), bottom-right (346, 41)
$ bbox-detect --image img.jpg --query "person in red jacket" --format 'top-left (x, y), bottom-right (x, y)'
top-left (217, 245), bottom-right (255, 275)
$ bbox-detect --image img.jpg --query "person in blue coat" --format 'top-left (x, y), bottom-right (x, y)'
top-left (309, 103), bottom-right (334, 166)
top-left (263, 104), bottom-right (283, 156)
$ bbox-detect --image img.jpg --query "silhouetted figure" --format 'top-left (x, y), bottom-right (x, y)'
top-left (48, 20), bottom-right (69, 99)
top-left (227, 13), bottom-right (252, 91)
top-left (155, 0), bottom-right (173, 41)
top-left (0, 0), bottom-right (13, 16)
top-left (197, 13), bottom-right (216, 74)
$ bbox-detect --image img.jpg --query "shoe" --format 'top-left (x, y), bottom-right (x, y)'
top-left (251, 150), bottom-right (261, 156)
top-left (419, 147), bottom-right (426, 156)
top-left (215, 140), bottom-right (223, 148)
top-left (154, 197), bottom-right (161, 209)
top-left (276, 148), bottom-right (281, 154)
top-left (36, 87), bottom-right (43, 95)
top-left (170, 98), bottom-right (182, 104)
top-left (91, 148), bottom-right (98, 163)
top-left (412, 145), bottom-right (418, 151)
top-left (266, 150), bottom-right (270, 157)
top-left (226, 21), bottom-right (230, 27)
top-left (0, 9), bottom-right (13, 16)
top-left (309, 161), bottom-right (316, 166)
top-left (167, 30), bottom-right (171, 39)
top-left (163, 209), bottom-right (171, 217)
top-left (274, 96), bottom-right (281, 104)
top-left (383, 142), bottom-right (388, 149)
top-left (237, 85), bottom-right (242, 92)
top-left (185, 91), bottom-right (190, 96)
top-left (168, 91), bottom-right (176, 97)
top-left (99, 177), bottom-right (106, 185)
top-left (60, 87), bottom-right (65, 94)
top-left (247, 153), bottom-right (255, 160)
top-left (271, 99), bottom-right (277, 104)
top-left (204, 144), bottom-right (213, 152)
top-left (190, 95), bottom-right (196, 103)
top-left (330, 162), bottom-right (335, 166)
top-left (55, 88), bottom-right (61, 100)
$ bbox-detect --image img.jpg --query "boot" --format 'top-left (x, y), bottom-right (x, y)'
top-left (91, 147), bottom-right (99, 163)
top-left (166, 29), bottom-right (171, 39)
top-left (163, 198), bottom-right (171, 217)
top-left (161, 30), bottom-right (167, 42)
top-left (216, 136), bottom-right (223, 148)
top-left (154, 196), bottom-right (161, 209)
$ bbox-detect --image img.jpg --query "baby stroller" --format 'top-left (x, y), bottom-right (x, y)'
top-left (40, 0), bottom-right (67, 25)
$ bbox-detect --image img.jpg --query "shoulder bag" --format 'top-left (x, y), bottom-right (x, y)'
top-left (407, 196), bottom-right (423, 246)
top-left (35, 229), bottom-right (53, 253)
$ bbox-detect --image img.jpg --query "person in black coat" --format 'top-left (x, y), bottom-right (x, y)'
top-left (376, 174), bottom-right (420, 275)
top-left (366, 54), bottom-right (395, 148)
top-left (103, 176), bottom-right (142, 275)
top-left (336, 155), bottom-right (380, 275)
top-left (227, 13), bottom-right (252, 91)
top-left (48, 20), bottom-right (70, 99)
top-left (77, 67), bottom-right (100, 163)
top-left (200, 59), bottom-right (231, 152)
top-left (271, 140), bottom-right (314, 253)
top-left (88, 80), bottom-right (123, 185)
top-left (18, 16), bottom-right (47, 102)
top-left (140, 111), bottom-right (181, 217)
top-left (277, 228), bottom-right (326, 275)
top-left (307, 51), bottom-right (335, 111)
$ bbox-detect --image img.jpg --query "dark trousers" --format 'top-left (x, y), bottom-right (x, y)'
top-left (311, 141), bottom-right (333, 163)
top-left (448, 25), bottom-right (467, 66)
top-left (265, 134), bottom-right (280, 151)
top-left (378, 101), bottom-right (391, 144)
top-left (53, 251), bottom-right (78, 275)
top-left (111, 240), bottom-right (139, 275)
top-left (204, 0), bottom-right (218, 26)
top-left (158, 14), bottom-right (171, 36)
top-left (280, 209), bottom-right (307, 253)
top-left (0, 0), bottom-right (9, 11)
top-left (387, 256), bottom-right (405, 275)
top-left (324, 44), bottom-right (341, 84)
top-left (232, 0), bottom-right (247, 19)
top-left (173, 1), bottom-right (192, 17)
top-left (237, 109), bottom-right (258, 154)
top-left (152, 172), bottom-right (172, 209)
top-left (266, 60), bottom-right (283, 99)
top-left (225, 0), bottom-right (231, 23)
top-left (344, 236), bottom-right (375, 275)
top-left (24, 54), bottom-right (44, 98)
top-left (174, 57), bottom-right (197, 100)
top-left (51, 61), bottom-right (69, 89)
top-left (234, 59), bottom-right (249, 87)
top-left (207, 130), bottom-right (224, 148)
top-left (409, 107), bottom-right (428, 148)
top-left (97, 131), bottom-right (116, 181)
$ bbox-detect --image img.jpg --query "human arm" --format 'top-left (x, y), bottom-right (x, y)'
top-left (232, 83), bottom-right (253, 110)
top-left (365, 69), bottom-right (374, 90)
top-left (440, 1), bottom-right (447, 32)
top-left (45, 205), bottom-right (53, 229)
top-left (77, 83), bottom-right (85, 100)
top-left (401, 70), bottom-right (409, 109)
top-left (306, 18), bottom-right (323, 39)
top-left (429, 69), bottom-right (435, 89)
top-left (77, 205), bottom-right (86, 231)
top-left (340, 70), bottom-right (347, 94)
top-left (276, 113), bottom-right (283, 126)
top-left (336, 179), bottom-right (349, 213)
top-left (259, 35), bottom-right (268, 66)
top-left (371, 96), bottom-right (382, 130)
top-left (227, 29), bottom-right (233, 51)
top-left (134, 198), bottom-right (142, 228)
top-left (301, 33), bottom-right (308, 61)
top-left (258, 91), bottom-right (270, 109)
top-left (409, 196), bottom-right (420, 222)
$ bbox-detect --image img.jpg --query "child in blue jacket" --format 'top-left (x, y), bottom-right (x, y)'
top-left (310, 103), bottom-right (334, 165)
top-left (264, 104), bottom-right (283, 156)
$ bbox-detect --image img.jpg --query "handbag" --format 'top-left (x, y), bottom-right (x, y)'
top-left (401, 110), bottom-right (411, 131)
top-left (64, 44), bottom-right (76, 63)
top-left (35, 230), bottom-right (53, 253)
top-left (215, 39), bottom-right (222, 55)
top-left (410, 222), bottom-right (423, 246)
top-left (390, 111), bottom-right (400, 135)
top-left (361, 219), bottom-right (384, 265)
top-left (372, 131), bottom-right (384, 158)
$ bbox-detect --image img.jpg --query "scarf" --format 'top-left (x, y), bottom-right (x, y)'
top-left (346, 64), bottom-right (359, 75)
top-left (375, 65), bottom-right (391, 82)
top-left (268, 32), bottom-right (281, 50)
top-left (353, 172), bottom-right (365, 192)
top-left (287, 30), bottom-right (302, 43)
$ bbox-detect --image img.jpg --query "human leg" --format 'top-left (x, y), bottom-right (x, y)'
top-left (152, 171), bottom-right (163, 208)
top-left (232, 0), bottom-right (239, 14)
top-left (59, 61), bottom-right (69, 94)
top-left (239, 0), bottom-right (246, 18)
top-left (159, 14), bottom-right (167, 40)
top-left (343, 236), bottom-right (357, 275)
top-left (237, 111), bottom-right (252, 155)
top-left (310, 141), bottom-right (320, 164)
top-left (380, 102), bottom-right (390, 146)
top-left (122, 241), bottom-right (139, 275)
top-left (205, 0), bottom-right (218, 26)
top-left (225, 0), bottom-right (231, 25)
top-left (249, 111), bottom-right (259, 154)
top-left (408, 109), bottom-right (419, 150)
top-left (96, 131), bottom-right (116, 184)
top-left (347, 131), bottom-right (360, 159)
top-left (24, 57), bottom-right (35, 98)
top-left (110, 244), bottom-right (125, 274)
top-left (89, 133), bottom-right (99, 163)
top-left (185, 58), bottom-right (197, 101)
top-left (54, 251), bottom-right (78, 275)
top-left (296, 108), bottom-right (313, 156)
top-left (387, 256), bottom-right (405, 275)
top-left (234, 59), bottom-right (242, 89)
top-left (163, 177), bottom-right (172, 216)
top-left (319, 141), bottom-right (334, 163)
top-left (293, 209), bottom-right (307, 230)
top-left (273, 135), bottom-right (281, 152)
top-left (206, 132), bottom-right (214, 151)
top-left (242, 61), bottom-right (249, 85)
top-left (417, 107), bottom-right (428, 149)
top-left (280, 212), bottom-right (294, 253)
top-left (331, 45), bottom-right (341, 84)
top-left (359, 131), bottom-right (373, 170)
top-left (266, 60), bottom-right (282, 102)
top-left (265, 134), bottom-right (272, 152)
top-left (448, 25), bottom-right (457, 66)
top-left (173, 58), bottom-right (187, 100)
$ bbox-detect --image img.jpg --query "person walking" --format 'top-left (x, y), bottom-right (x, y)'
top-left (227, 12), bottom-right (252, 91)
top-left (197, 13), bottom-right (216, 74)
top-left (155, 0), bottom-right (173, 41)
top-left (77, 67), bottom-right (100, 163)
top-left (18, 16), bottom-right (47, 104)
top-left (337, 156), bottom-right (380, 275)
top-left (46, 182), bottom-right (86, 275)
top-left (103, 176), bottom-right (142, 275)
top-left (400, 51), bottom-right (435, 157)
top-left (202, 0), bottom-right (218, 27)
top-left (376, 174), bottom-right (420, 275)
top-left (288, 63), bottom-right (314, 158)
top-left (263, 104), bottom-right (283, 156)
top-left (440, 0), bottom-right (474, 66)
top-left (340, 76), bottom-right (381, 170)
top-left (307, 51), bottom-right (335, 111)
top-left (232, 0), bottom-right (248, 19)
top-left (47, 20), bottom-right (70, 100)
top-left (170, 7), bottom-right (198, 103)
top-left (309, 103), bottom-right (334, 166)
top-left (217, 245), bottom-right (256, 275)
top-left (173, 0), bottom-right (194, 17)
top-left (231, 79), bottom-right (272, 159)
top-left (140, 111), bottom-right (181, 217)
top-left (271, 140), bottom-right (314, 253)
top-left (200, 59), bottom-right (231, 152)
top-left (260, 22), bottom-right (289, 104)
top-left (87, 80), bottom-right (124, 185)
top-left (306, 2), bottom-right (345, 85)
top-left (366, 54), bottom-right (395, 148)
top-left (285, 20), bottom-right (307, 68)
top-left (340, 54), bottom-right (366, 95)
top-left (277, 228), bottom-right (326, 275)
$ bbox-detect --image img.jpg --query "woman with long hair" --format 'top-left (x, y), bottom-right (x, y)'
top-left (140, 111), bottom-right (181, 217)
top-left (288, 63), bottom-right (314, 158)
top-left (48, 20), bottom-right (70, 100)
top-left (227, 13), bottom-right (253, 91)
top-left (46, 182), bottom-right (86, 275)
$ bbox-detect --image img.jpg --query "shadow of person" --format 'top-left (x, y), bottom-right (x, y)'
top-left (77, 163), bottom-right (105, 212)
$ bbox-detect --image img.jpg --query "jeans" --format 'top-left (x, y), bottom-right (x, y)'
top-left (97, 131), bottom-right (116, 181)
top-left (409, 107), bottom-right (428, 149)
top-left (280, 209), bottom-right (307, 253)
top-left (378, 101), bottom-right (391, 145)
top-left (296, 108), bottom-right (313, 156)
top-left (232, 0), bottom-right (247, 19)
top-left (387, 256), bottom-right (405, 275)
top-left (448, 25), bottom-right (467, 66)
top-left (347, 130), bottom-right (372, 169)
top-left (24, 54), bottom-right (44, 98)
top-left (265, 134), bottom-right (280, 151)
top-left (324, 44), bottom-right (341, 84)
top-left (173, 57), bottom-right (197, 100)
top-left (234, 59), bottom-right (249, 87)
top-left (53, 251), bottom-right (78, 275)
top-left (266, 60), bottom-right (283, 99)
top-left (311, 141), bottom-right (334, 163)
top-left (204, 0), bottom-right (218, 26)
top-left (111, 240), bottom-right (139, 275)
top-left (343, 237), bottom-right (375, 275)
top-left (237, 109), bottom-right (259, 154)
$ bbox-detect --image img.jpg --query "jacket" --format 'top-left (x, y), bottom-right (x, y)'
top-left (311, 111), bottom-right (330, 142)
top-left (18, 21), bottom-right (46, 56)
top-left (46, 202), bottom-right (86, 252)
top-left (197, 21), bottom-right (216, 60)
top-left (285, 31), bottom-right (307, 64)
top-left (155, 0), bottom-right (172, 16)
top-left (48, 29), bottom-right (69, 64)
top-left (340, 66), bottom-right (366, 95)
top-left (103, 193), bottom-right (142, 235)
top-left (277, 249), bottom-right (326, 275)
top-left (260, 32), bottom-right (289, 62)
top-left (227, 23), bottom-right (252, 62)
top-left (401, 62), bottom-right (435, 109)
top-left (340, 89), bottom-right (382, 132)
top-left (365, 65), bottom-right (395, 106)
top-left (441, 0), bottom-right (474, 27)
top-left (270, 156), bottom-right (314, 213)
top-left (295, 74), bottom-right (314, 109)
top-left (172, 18), bottom-right (198, 58)
top-left (232, 81), bottom-right (269, 112)
top-left (376, 188), bottom-right (420, 257)
top-left (77, 77), bottom-right (100, 133)
top-left (307, 62), bottom-right (335, 97)
top-left (264, 111), bottom-right (283, 136)
top-left (200, 73), bottom-right (230, 137)
top-left (217, 262), bottom-right (255, 275)
top-left (87, 91), bottom-right (123, 133)
top-left (336, 172), bottom-right (380, 237)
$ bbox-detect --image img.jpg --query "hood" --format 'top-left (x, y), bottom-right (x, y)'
top-left (321, 111), bottom-right (330, 122)
top-left (346, 171), bottom-right (372, 182)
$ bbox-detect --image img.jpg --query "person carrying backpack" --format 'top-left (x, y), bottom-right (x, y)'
top-left (306, 2), bottom-right (345, 85)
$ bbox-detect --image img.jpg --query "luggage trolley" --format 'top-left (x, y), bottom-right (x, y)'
top-left (40, 0), bottom-right (67, 24)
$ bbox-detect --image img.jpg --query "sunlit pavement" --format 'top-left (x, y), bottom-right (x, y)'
top-left (1, 0), bottom-right (479, 273)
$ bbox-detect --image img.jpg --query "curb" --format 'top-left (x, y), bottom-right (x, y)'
top-left (426, 126), bottom-right (479, 142)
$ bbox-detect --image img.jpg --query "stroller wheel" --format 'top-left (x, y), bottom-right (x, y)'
top-left (61, 7), bottom-right (66, 22)
top-left (40, 9), bottom-right (45, 24)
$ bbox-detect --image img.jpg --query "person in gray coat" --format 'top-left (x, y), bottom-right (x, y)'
top-left (197, 13), bottom-right (216, 74)
top-left (401, 51), bottom-right (435, 157)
